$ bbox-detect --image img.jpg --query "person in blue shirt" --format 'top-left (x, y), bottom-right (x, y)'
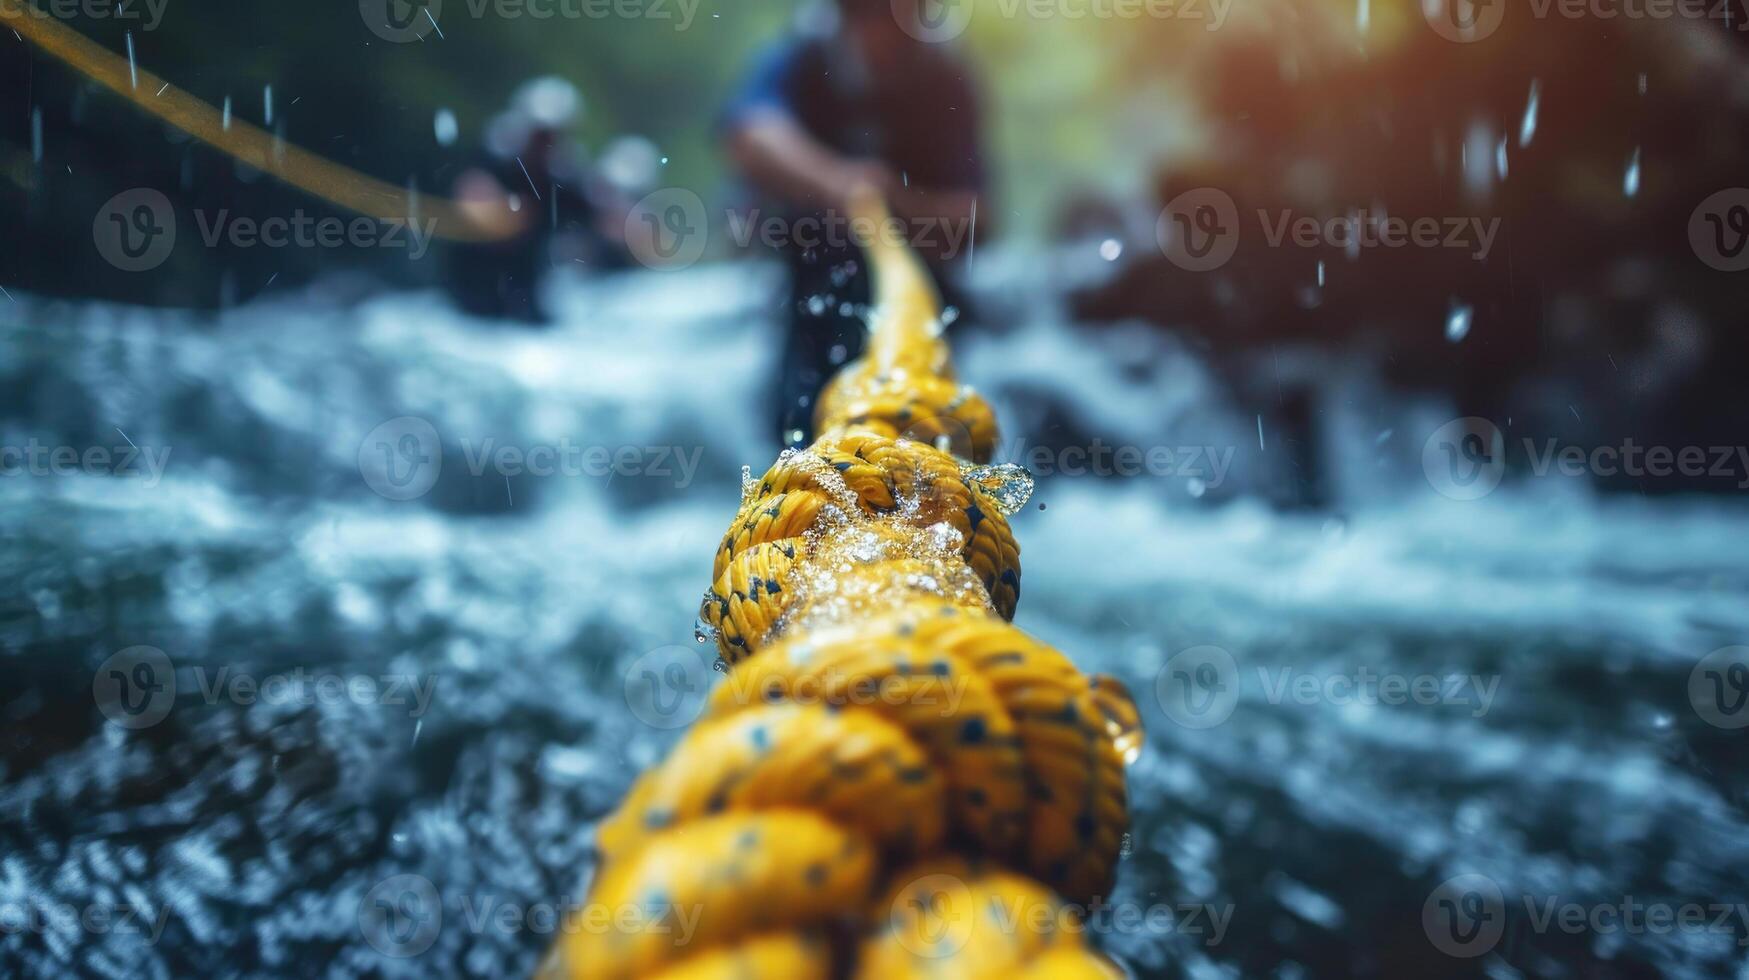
top-left (721, 0), bottom-right (988, 445)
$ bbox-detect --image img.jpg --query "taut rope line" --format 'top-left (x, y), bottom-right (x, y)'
top-left (553, 191), bottom-right (1140, 978)
top-left (2, 11), bottom-right (1142, 969)
top-left (3, 0), bottom-right (521, 241)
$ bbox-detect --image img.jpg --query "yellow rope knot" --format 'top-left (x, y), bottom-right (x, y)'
top-left (553, 194), bottom-right (1140, 979)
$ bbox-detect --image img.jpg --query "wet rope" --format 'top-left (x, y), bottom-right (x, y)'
top-left (4, 12), bottom-right (1141, 968)
top-left (3, 0), bottom-right (522, 242)
top-left (552, 191), bottom-right (1141, 979)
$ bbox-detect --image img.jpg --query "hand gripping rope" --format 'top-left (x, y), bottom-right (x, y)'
top-left (551, 192), bottom-right (1142, 979)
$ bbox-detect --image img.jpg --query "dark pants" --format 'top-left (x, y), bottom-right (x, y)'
top-left (772, 243), bottom-right (972, 447)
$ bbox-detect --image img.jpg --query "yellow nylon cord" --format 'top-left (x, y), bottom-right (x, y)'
top-left (5, 11), bottom-right (1143, 973)
top-left (554, 192), bottom-right (1142, 978)
top-left (3, 0), bottom-right (521, 241)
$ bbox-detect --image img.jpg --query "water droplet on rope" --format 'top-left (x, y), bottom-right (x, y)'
top-left (962, 463), bottom-right (1034, 516)
top-left (924, 521), bottom-right (964, 554)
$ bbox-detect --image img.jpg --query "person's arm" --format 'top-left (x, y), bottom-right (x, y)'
top-left (725, 107), bottom-right (894, 212)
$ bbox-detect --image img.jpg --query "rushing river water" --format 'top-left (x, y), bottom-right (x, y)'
top-left (2, 263), bottom-right (1746, 978)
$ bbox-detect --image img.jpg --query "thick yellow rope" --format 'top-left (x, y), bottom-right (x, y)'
top-left (3, 12), bottom-right (1140, 966)
top-left (552, 191), bottom-right (1141, 979)
top-left (3, 0), bottom-right (522, 242)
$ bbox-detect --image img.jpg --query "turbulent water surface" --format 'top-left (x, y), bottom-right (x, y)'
top-left (2, 264), bottom-right (1746, 979)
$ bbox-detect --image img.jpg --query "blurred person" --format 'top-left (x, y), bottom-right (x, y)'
top-left (445, 76), bottom-right (604, 323)
top-left (720, 0), bottom-right (988, 445)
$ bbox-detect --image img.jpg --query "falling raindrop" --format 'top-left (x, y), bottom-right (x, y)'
top-left (1316, 260), bottom-right (1326, 287)
top-left (263, 85), bottom-right (274, 126)
top-left (125, 32), bottom-right (137, 90)
top-left (785, 428), bottom-right (807, 447)
top-left (1519, 79), bottom-right (1540, 147)
top-left (1623, 147), bottom-right (1641, 198)
top-left (1187, 477), bottom-right (1208, 498)
top-left (1446, 302), bottom-right (1473, 343)
top-left (222, 96), bottom-right (232, 132)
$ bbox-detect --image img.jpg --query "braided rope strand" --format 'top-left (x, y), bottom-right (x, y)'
top-left (553, 192), bottom-right (1140, 979)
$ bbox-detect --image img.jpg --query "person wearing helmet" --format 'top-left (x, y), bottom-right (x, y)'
top-left (721, 0), bottom-right (989, 445)
top-left (445, 76), bottom-right (601, 323)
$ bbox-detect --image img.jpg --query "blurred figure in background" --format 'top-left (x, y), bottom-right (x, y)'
top-left (447, 77), bottom-right (640, 322)
top-left (721, 0), bottom-right (988, 445)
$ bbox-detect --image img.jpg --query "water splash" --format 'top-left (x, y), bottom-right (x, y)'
top-left (961, 463), bottom-right (1035, 516)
